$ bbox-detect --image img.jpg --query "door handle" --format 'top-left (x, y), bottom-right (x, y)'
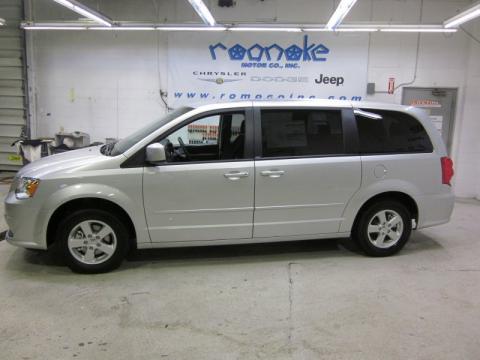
top-left (260, 170), bottom-right (285, 178)
top-left (224, 171), bottom-right (249, 180)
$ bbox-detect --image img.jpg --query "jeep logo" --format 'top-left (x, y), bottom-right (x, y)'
top-left (315, 74), bottom-right (345, 86)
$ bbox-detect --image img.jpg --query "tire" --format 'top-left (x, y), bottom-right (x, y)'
top-left (56, 209), bottom-right (129, 273)
top-left (353, 200), bottom-right (412, 257)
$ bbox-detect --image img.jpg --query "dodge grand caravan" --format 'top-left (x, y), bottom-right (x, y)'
top-left (4, 100), bottom-right (455, 273)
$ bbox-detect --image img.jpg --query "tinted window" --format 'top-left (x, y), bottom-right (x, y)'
top-left (261, 109), bottom-right (344, 157)
top-left (161, 112), bottom-right (246, 162)
top-left (356, 110), bottom-right (433, 154)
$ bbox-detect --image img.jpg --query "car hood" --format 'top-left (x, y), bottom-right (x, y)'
top-left (17, 146), bottom-right (118, 179)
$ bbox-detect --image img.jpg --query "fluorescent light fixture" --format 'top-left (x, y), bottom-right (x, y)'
top-left (20, 22), bottom-right (459, 34)
top-left (21, 23), bottom-right (227, 31)
top-left (326, 0), bottom-right (358, 29)
top-left (444, 1), bottom-right (480, 28)
top-left (376, 24), bottom-right (458, 33)
top-left (90, 26), bottom-right (156, 30)
top-left (381, 28), bottom-right (457, 33)
top-left (229, 26), bottom-right (301, 32)
top-left (302, 28), bottom-right (331, 32)
top-left (0, 18), bottom-right (5, 26)
top-left (156, 26), bottom-right (226, 31)
top-left (335, 27), bottom-right (378, 32)
top-left (52, 0), bottom-right (112, 27)
top-left (23, 26), bottom-right (87, 30)
top-left (187, 0), bottom-right (216, 26)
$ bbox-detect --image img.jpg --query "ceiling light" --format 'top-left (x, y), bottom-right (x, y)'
top-left (444, 1), bottom-right (480, 28)
top-left (334, 28), bottom-right (378, 32)
top-left (52, 0), bottom-right (112, 27)
top-left (23, 26), bottom-right (87, 30)
top-left (380, 28), bottom-right (457, 33)
top-left (21, 23), bottom-right (226, 31)
top-left (20, 22), bottom-right (461, 34)
top-left (90, 26), bottom-right (156, 30)
top-left (326, 0), bottom-right (359, 29)
top-left (229, 27), bottom-right (301, 32)
top-left (187, 0), bottom-right (216, 26)
top-left (0, 18), bottom-right (5, 26)
top-left (302, 28), bottom-right (331, 32)
top-left (156, 26), bottom-right (226, 31)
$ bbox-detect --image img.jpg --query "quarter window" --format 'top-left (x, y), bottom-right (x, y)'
top-left (356, 110), bottom-right (433, 154)
top-left (260, 109), bottom-right (344, 157)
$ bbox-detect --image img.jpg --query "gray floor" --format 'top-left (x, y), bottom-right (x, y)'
top-left (1, 183), bottom-right (479, 360)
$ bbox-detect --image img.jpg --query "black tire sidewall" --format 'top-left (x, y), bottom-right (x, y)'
top-left (57, 209), bottom-right (129, 273)
top-left (354, 201), bottom-right (412, 257)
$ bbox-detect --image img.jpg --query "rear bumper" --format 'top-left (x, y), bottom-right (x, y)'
top-left (417, 191), bottom-right (455, 229)
top-left (4, 192), bottom-right (47, 250)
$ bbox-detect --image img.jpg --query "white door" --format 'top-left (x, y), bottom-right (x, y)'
top-left (143, 110), bottom-right (255, 243)
top-left (253, 108), bottom-right (361, 238)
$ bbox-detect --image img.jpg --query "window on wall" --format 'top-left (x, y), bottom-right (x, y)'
top-left (356, 110), bottom-right (433, 154)
top-left (260, 109), bottom-right (344, 158)
top-left (160, 112), bottom-right (246, 162)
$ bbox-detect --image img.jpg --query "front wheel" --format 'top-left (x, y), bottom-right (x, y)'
top-left (56, 209), bottom-right (129, 273)
top-left (353, 201), bottom-right (412, 257)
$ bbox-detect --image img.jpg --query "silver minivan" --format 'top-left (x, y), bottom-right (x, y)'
top-left (4, 100), bottom-right (455, 273)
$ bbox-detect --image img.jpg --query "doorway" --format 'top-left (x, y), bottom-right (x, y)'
top-left (402, 87), bottom-right (457, 154)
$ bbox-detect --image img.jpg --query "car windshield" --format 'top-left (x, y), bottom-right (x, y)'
top-left (103, 107), bottom-right (193, 156)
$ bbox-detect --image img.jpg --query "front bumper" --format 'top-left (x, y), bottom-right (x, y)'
top-left (4, 191), bottom-right (47, 250)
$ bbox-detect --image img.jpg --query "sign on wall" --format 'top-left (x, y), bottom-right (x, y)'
top-left (167, 32), bottom-right (369, 108)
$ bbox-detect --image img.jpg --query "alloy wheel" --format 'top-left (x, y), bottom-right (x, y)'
top-left (67, 220), bottom-right (117, 265)
top-left (366, 209), bottom-right (404, 249)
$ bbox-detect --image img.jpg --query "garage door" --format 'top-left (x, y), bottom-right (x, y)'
top-left (0, 0), bottom-right (26, 171)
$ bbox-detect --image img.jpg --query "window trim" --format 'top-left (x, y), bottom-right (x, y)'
top-left (121, 107), bottom-right (254, 168)
top-left (253, 106), bottom-right (358, 160)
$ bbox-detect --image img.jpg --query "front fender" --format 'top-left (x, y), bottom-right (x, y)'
top-left (36, 179), bottom-right (150, 248)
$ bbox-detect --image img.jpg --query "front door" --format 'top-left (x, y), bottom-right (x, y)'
top-left (143, 109), bottom-right (255, 243)
top-left (402, 87), bottom-right (457, 154)
top-left (253, 108), bottom-right (361, 238)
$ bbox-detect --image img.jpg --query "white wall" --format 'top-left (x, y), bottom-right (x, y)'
top-left (453, 21), bottom-right (480, 199)
top-left (29, 30), bottom-right (169, 142)
top-left (26, 0), bottom-right (480, 197)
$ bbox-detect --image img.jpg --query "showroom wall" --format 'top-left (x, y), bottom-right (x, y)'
top-left (454, 21), bottom-right (480, 199)
top-left (25, 0), bottom-right (480, 198)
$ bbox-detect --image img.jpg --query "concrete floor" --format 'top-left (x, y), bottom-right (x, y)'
top-left (0, 183), bottom-right (479, 360)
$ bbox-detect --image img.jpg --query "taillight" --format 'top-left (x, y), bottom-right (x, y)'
top-left (441, 157), bottom-right (454, 186)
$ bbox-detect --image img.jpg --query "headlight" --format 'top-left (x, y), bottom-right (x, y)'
top-left (15, 177), bottom-right (40, 199)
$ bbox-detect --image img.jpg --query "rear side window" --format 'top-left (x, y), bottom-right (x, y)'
top-left (356, 110), bottom-right (433, 154)
top-left (261, 109), bottom-right (344, 157)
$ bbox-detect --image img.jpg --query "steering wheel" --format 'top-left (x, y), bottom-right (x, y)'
top-left (177, 137), bottom-right (191, 160)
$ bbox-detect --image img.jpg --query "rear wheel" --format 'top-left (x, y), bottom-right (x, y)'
top-left (353, 201), bottom-right (412, 256)
top-left (56, 209), bottom-right (129, 273)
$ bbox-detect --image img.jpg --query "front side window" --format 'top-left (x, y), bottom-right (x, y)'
top-left (261, 109), bottom-right (344, 158)
top-left (356, 110), bottom-right (433, 154)
top-left (160, 112), bottom-right (246, 163)
top-left (108, 107), bottom-right (192, 156)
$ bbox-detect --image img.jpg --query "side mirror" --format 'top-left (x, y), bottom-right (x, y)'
top-left (146, 143), bottom-right (166, 163)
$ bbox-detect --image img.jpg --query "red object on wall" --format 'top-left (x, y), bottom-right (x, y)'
top-left (388, 77), bottom-right (395, 94)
